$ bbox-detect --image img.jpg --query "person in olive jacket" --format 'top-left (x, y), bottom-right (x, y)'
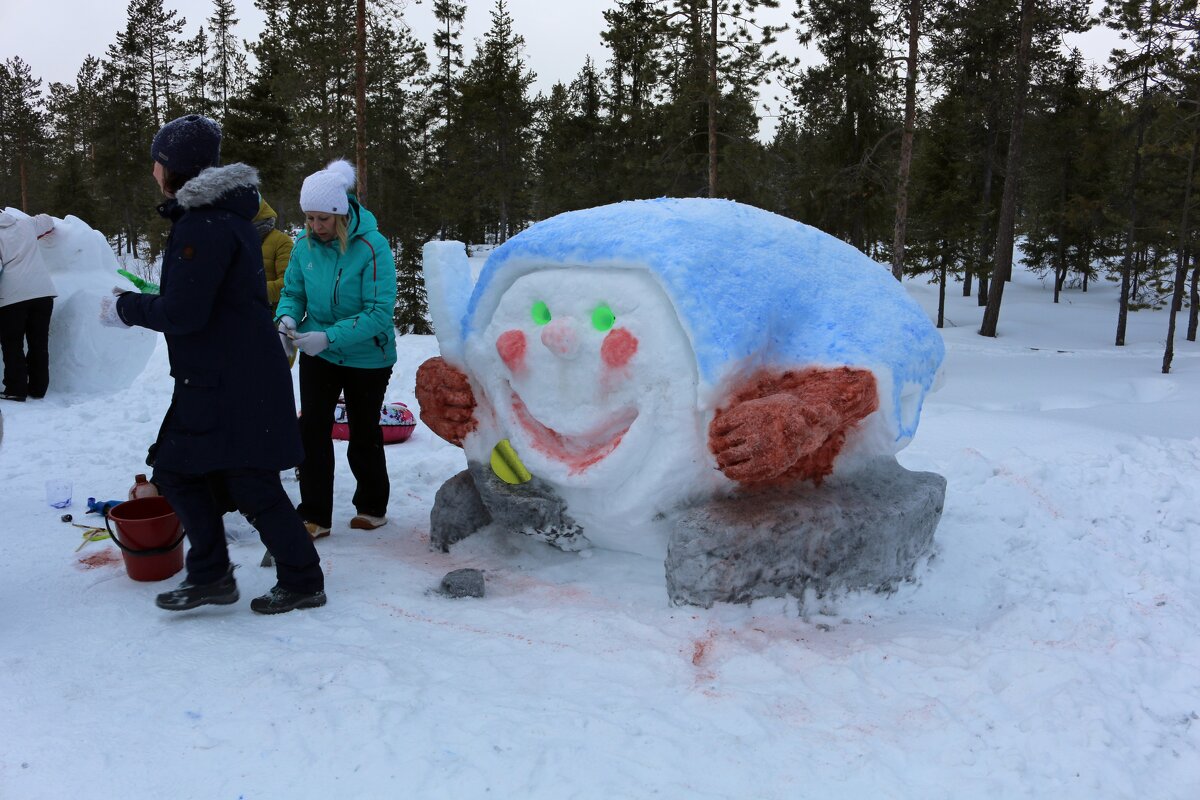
top-left (275, 159), bottom-right (397, 540)
top-left (101, 114), bottom-right (325, 615)
top-left (253, 197), bottom-right (292, 313)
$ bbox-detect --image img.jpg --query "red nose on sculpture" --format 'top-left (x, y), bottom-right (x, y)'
top-left (541, 318), bottom-right (580, 359)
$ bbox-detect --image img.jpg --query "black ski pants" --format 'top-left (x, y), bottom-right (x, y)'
top-left (296, 353), bottom-right (391, 529)
top-left (0, 296), bottom-right (53, 398)
top-left (153, 466), bottom-right (323, 593)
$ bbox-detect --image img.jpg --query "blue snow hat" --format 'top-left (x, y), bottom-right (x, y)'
top-left (466, 198), bottom-right (946, 446)
top-left (151, 114), bottom-right (221, 177)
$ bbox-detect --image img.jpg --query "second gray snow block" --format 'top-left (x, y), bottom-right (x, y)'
top-left (665, 457), bottom-right (946, 608)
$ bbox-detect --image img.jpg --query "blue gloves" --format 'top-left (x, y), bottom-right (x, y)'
top-left (86, 497), bottom-right (123, 517)
top-left (293, 330), bottom-right (330, 356)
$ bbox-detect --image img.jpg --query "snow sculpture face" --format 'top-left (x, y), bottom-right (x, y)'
top-left (466, 268), bottom-right (701, 496)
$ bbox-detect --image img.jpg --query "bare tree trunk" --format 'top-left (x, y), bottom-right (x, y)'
top-left (937, 242), bottom-right (947, 328)
top-left (707, 1), bottom-right (718, 198)
top-left (1117, 63), bottom-right (1152, 346)
top-left (891, 0), bottom-right (921, 281)
top-left (979, 0), bottom-right (1036, 338)
top-left (972, 124), bottom-right (999, 302)
top-left (1188, 252), bottom-right (1199, 340)
top-left (1131, 246), bottom-right (1144, 304)
top-left (1163, 108), bottom-right (1199, 372)
top-left (355, 0), bottom-right (368, 205)
top-left (1053, 159), bottom-right (1069, 303)
top-left (124, 206), bottom-right (137, 262)
top-left (19, 156), bottom-right (28, 210)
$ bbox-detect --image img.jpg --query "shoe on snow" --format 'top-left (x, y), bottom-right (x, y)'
top-left (349, 513), bottom-right (387, 530)
top-left (0, 393), bottom-right (26, 402)
top-left (250, 584), bottom-right (327, 615)
top-left (155, 565), bottom-right (239, 611)
top-left (304, 521), bottom-right (331, 540)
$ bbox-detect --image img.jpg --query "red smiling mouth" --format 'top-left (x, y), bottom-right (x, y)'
top-left (510, 391), bottom-right (638, 474)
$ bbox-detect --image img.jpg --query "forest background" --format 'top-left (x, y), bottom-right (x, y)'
top-left (1, 0), bottom-right (1198, 359)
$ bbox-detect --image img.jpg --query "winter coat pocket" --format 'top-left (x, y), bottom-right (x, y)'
top-left (168, 368), bottom-right (221, 434)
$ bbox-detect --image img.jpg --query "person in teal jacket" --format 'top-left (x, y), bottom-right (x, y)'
top-left (275, 158), bottom-right (397, 539)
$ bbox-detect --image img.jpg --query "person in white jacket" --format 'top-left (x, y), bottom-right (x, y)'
top-left (0, 211), bottom-right (57, 401)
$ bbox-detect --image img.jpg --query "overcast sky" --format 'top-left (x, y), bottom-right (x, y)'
top-left (2, 0), bottom-right (1123, 130)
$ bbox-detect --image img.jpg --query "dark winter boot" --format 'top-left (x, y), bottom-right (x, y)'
top-left (155, 564), bottom-right (239, 611)
top-left (250, 584), bottom-right (327, 615)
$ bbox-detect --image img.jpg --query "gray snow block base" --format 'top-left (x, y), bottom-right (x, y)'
top-left (440, 568), bottom-right (485, 598)
top-left (665, 457), bottom-right (946, 608)
top-left (428, 463), bottom-right (587, 552)
top-left (467, 461), bottom-right (586, 550)
top-left (430, 469), bottom-right (492, 552)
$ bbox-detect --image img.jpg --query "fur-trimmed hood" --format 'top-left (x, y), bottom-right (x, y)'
top-left (177, 163), bottom-right (260, 211)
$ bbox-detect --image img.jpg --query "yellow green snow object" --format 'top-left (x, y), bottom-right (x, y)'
top-left (490, 439), bottom-right (532, 484)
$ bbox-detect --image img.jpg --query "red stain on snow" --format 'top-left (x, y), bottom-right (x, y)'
top-left (965, 447), bottom-right (1064, 519)
top-left (691, 638), bottom-right (709, 666)
top-left (78, 551), bottom-right (121, 569)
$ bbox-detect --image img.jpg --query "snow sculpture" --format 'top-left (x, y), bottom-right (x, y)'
top-left (417, 198), bottom-right (947, 606)
top-left (2, 209), bottom-right (156, 394)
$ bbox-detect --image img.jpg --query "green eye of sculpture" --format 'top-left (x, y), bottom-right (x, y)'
top-left (592, 303), bottom-right (615, 332)
top-left (531, 300), bottom-right (551, 325)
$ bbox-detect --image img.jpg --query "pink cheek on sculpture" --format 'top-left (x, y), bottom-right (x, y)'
top-left (601, 328), bottom-right (638, 369)
top-left (496, 329), bottom-right (527, 373)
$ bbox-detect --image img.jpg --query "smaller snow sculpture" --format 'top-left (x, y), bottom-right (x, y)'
top-left (1, 210), bottom-right (156, 394)
top-left (417, 199), bottom-right (946, 607)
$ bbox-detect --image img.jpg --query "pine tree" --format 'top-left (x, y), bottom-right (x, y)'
top-left (979, 0), bottom-right (1038, 338)
top-left (1156, 4), bottom-right (1200, 366)
top-left (926, 0), bottom-right (1089, 303)
top-left (89, 55), bottom-right (160, 259)
top-left (111, 0), bottom-right (188, 127)
top-left (788, 0), bottom-right (899, 249)
top-left (362, 2), bottom-right (432, 333)
top-left (891, 0), bottom-right (925, 280)
top-left (1103, 0), bottom-right (1198, 345)
top-left (661, 0), bottom-right (787, 198)
top-left (0, 57), bottom-right (46, 211)
top-left (444, 0), bottom-right (536, 242)
top-left (430, 0), bottom-right (467, 128)
top-left (533, 59), bottom-right (611, 216)
top-left (599, 0), bottom-right (670, 200)
top-left (43, 59), bottom-right (108, 223)
top-left (207, 0), bottom-right (247, 119)
top-left (183, 26), bottom-right (215, 117)
top-left (907, 91), bottom-right (980, 326)
top-left (1019, 57), bottom-right (1122, 302)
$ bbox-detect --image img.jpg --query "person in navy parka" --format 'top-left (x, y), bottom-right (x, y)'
top-left (102, 114), bottom-right (325, 615)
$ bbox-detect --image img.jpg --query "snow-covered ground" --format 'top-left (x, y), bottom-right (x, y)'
top-left (1, 261), bottom-right (1197, 799)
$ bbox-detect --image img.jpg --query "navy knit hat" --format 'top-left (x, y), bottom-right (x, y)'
top-left (151, 114), bottom-right (221, 177)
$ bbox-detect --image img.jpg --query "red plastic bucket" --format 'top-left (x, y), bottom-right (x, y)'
top-left (105, 496), bottom-right (186, 582)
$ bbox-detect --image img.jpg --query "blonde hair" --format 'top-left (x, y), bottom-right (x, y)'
top-left (305, 214), bottom-right (350, 252)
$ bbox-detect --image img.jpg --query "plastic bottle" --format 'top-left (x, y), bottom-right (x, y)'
top-left (129, 473), bottom-right (160, 501)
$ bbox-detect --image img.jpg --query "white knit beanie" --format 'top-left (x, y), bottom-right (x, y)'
top-left (300, 159), bottom-right (356, 214)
